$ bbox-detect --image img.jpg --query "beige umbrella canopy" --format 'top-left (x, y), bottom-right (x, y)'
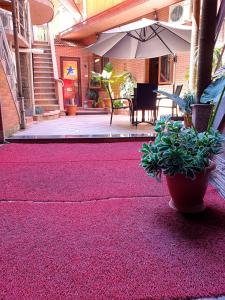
top-left (88, 18), bottom-right (192, 59)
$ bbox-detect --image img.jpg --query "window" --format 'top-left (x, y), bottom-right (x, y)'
top-left (158, 55), bottom-right (174, 85)
top-left (89, 55), bottom-right (102, 88)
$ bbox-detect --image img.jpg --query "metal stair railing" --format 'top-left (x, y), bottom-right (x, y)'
top-left (0, 16), bottom-right (17, 102)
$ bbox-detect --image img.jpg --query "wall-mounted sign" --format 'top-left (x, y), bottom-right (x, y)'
top-left (63, 61), bottom-right (78, 80)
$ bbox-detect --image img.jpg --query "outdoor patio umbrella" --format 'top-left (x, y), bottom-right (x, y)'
top-left (88, 18), bottom-right (192, 59)
top-left (88, 18), bottom-right (192, 91)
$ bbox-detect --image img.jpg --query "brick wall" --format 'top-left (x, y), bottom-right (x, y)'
top-left (146, 5), bottom-right (190, 94)
top-left (109, 58), bottom-right (147, 97)
top-left (55, 43), bottom-right (145, 104)
top-left (0, 61), bottom-right (20, 137)
top-left (55, 44), bottom-right (90, 106)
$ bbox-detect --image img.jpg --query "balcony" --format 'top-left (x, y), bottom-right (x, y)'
top-left (0, 7), bottom-right (29, 48)
top-left (29, 0), bottom-right (54, 25)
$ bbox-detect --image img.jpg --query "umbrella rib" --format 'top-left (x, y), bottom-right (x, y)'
top-left (127, 30), bottom-right (145, 42)
top-left (150, 25), bottom-right (174, 55)
top-left (147, 28), bottom-right (165, 41)
top-left (159, 24), bottom-right (191, 45)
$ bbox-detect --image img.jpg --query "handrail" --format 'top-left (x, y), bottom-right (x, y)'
top-left (0, 17), bottom-right (18, 105)
top-left (0, 5), bottom-right (29, 43)
top-left (48, 22), bottom-right (64, 111)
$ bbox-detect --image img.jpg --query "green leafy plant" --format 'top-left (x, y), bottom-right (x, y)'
top-left (200, 76), bottom-right (225, 130)
top-left (86, 89), bottom-right (99, 101)
top-left (90, 74), bottom-right (101, 87)
top-left (200, 76), bottom-right (225, 104)
top-left (156, 90), bottom-right (195, 114)
top-left (92, 62), bottom-right (133, 97)
top-left (140, 116), bottom-right (224, 181)
top-left (113, 100), bottom-right (123, 108)
top-left (120, 73), bottom-right (137, 98)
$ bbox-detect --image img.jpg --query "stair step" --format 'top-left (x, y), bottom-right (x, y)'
top-left (36, 104), bottom-right (60, 112)
top-left (33, 44), bottom-right (50, 49)
top-left (34, 67), bottom-right (54, 72)
top-left (34, 87), bottom-right (56, 93)
top-left (33, 63), bottom-right (53, 68)
top-left (35, 92), bottom-right (56, 95)
top-left (35, 93), bottom-right (56, 100)
top-left (34, 82), bottom-right (55, 87)
top-left (33, 56), bottom-right (52, 60)
top-left (33, 41), bottom-right (49, 45)
top-left (34, 78), bottom-right (55, 83)
top-left (34, 75), bottom-right (54, 80)
top-left (34, 61), bottom-right (53, 65)
top-left (35, 100), bottom-right (58, 105)
top-left (33, 109), bottom-right (61, 121)
top-left (34, 70), bottom-right (54, 74)
top-left (33, 54), bottom-right (52, 59)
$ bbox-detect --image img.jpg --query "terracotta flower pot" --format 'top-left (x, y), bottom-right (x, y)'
top-left (166, 161), bottom-right (216, 213)
top-left (67, 105), bottom-right (77, 116)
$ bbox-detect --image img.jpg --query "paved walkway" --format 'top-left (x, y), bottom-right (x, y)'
top-left (13, 115), bottom-right (155, 137)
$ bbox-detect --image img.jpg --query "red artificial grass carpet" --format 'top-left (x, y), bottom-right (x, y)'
top-left (0, 142), bottom-right (225, 299)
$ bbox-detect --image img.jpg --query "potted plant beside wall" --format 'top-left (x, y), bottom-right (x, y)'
top-left (67, 98), bottom-right (77, 116)
top-left (140, 116), bottom-right (224, 213)
top-left (142, 75), bottom-right (225, 213)
top-left (86, 89), bottom-right (99, 108)
top-left (156, 89), bottom-right (195, 127)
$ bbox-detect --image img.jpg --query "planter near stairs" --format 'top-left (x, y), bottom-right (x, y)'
top-left (32, 41), bottom-right (60, 119)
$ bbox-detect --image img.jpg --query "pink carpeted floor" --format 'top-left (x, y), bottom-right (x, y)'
top-left (0, 142), bottom-right (225, 299)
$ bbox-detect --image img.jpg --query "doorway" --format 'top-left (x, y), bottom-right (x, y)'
top-left (60, 57), bottom-right (82, 107)
top-left (148, 57), bottom-right (159, 87)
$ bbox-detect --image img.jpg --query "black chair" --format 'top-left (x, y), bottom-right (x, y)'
top-left (157, 84), bottom-right (183, 117)
top-left (106, 84), bottom-right (133, 125)
top-left (132, 83), bottom-right (157, 126)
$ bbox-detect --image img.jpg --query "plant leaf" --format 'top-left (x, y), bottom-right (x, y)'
top-left (200, 76), bottom-right (225, 104)
top-left (156, 90), bottom-right (187, 112)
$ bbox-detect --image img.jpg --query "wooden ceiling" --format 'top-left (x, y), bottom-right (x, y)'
top-left (60, 0), bottom-right (181, 45)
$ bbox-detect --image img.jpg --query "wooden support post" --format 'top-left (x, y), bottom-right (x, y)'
top-left (196, 0), bottom-right (217, 102)
top-left (189, 0), bottom-right (201, 91)
top-left (11, 0), bottom-right (26, 129)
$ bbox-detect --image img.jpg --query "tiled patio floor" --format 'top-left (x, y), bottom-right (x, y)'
top-left (13, 114), bottom-right (155, 137)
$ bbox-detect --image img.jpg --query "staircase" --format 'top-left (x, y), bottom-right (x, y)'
top-left (32, 41), bottom-right (60, 115)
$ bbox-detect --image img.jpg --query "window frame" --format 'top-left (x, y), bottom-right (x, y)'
top-left (158, 55), bottom-right (174, 85)
top-left (89, 55), bottom-right (102, 89)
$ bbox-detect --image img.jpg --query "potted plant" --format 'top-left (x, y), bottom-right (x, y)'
top-left (140, 116), bottom-right (224, 213)
top-left (86, 89), bottom-right (99, 108)
top-left (96, 97), bottom-right (104, 108)
top-left (67, 98), bottom-right (77, 116)
top-left (92, 62), bottom-right (133, 110)
top-left (156, 89), bottom-right (195, 127)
